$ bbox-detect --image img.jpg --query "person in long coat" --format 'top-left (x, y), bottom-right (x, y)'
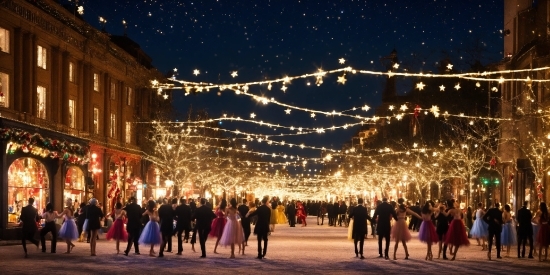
top-left (373, 198), bottom-right (397, 259)
top-left (247, 196), bottom-right (271, 259)
top-left (20, 198), bottom-right (40, 258)
top-left (348, 198), bottom-right (372, 259)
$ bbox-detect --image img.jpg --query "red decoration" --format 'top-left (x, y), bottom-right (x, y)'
top-left (414, 105), bottom-right (421, 118)
top-left (489, 157), bottom-right (497, 168)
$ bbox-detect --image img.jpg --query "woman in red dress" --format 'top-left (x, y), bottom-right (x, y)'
top-left (210, 199), bottom-right (227, 254)
top-left (534, 202), bottom-right (549, 262)
top-left (296, 201), bottom-right (307, 227)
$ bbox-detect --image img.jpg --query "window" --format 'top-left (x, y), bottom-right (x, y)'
top-left (0, 72), bottom-right (8, 107)
top-left (93, 108), bottom-right (99, 134)
top-left (126, 87), bottom-right (132, 106)
top-left (69, 62), bottom-right (75, 82)
top-left (93, 73), bottom-right (99, 92)
top-left (37, 45), bottom-right (47, 69)
top-left (125, 122), bottom-right (132, 143)
top-left (68, 99), bottom-right (75, 128)
top-left (0, 27), bottom-right (9, 53)
top-left (110, 113), bottom-right (116, 138)
top-left (110, 81), bottom-right (116, 100)
top-left (37, 85), bottom-right (47, 119)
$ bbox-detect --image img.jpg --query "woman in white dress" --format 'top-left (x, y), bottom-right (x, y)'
top-left (219, 198), bottom-right (245, 258)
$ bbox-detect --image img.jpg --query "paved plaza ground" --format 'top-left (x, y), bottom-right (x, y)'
top-left (0, 217), bottom-right (548, 274)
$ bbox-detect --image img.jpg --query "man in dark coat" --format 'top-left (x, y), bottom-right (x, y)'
top-left (483, 202), bottom-right (504, 260)
top-left (238, 199), bottom-right (251, 245)
top-left (123, 197), bottom-right (143, 256)
top-left (408, 202), bottom-right (422, 232)
top-left (247, 196), bottom-right (271, 259)
top-left (349, 198), bottom-right (372, 259)
top-left (516, 201), bottom-right (533, 258)
top-left (175, 198), bottom-right (192, 255)
top-left (338, 201), bottom-right (348, 226)
top-left (286, 200), bottom-right (296, 227)
top-left (373, 198), bottom-right (397, 259)
top-left (158, 198), bottom-right (176, 257)
top-left (20, 198), bottom-right (39, 258)
top-left (192, 198), bottom-right (216, 258)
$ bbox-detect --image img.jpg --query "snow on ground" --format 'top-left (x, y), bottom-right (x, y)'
top-left (0, 217), bottom-right (548, 274)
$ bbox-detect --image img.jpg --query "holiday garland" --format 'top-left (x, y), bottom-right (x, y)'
top-left (0, 128), bottom-right (90, 164)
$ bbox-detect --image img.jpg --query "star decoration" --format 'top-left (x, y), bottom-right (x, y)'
top-left (389, 105), bottom-right (395, 111)
top-left (339, 58), bottom-right (346, 64)
top-left (77, 6), bottom-right (84, 15)
top-left (310, 113), bottom-right (316, 118)
top-left (193, 69), bottom-right (200, 76)
top-left (281, 85), bottom-right (288, 92)
top-left (430, 105), bottom-right (440, 114)
top-left (285, 109), bottom-right (291, 114)
top-left (173, 68), bottom-right (178, 72)
top-left (446, 63), bottom-right (453, 70)
top-left (387, 70), bottom-right (395, 78)
top-left (337, 74), bottom-right (347, 84)
top-left (396, 114), bottom-right (403, 120)
top-left (393, 63), bottom-right (399, 69)
top-left (416, 82), bottom-right (425, 90)
top-left (399, 104), bottom-right (408, 111)
top-left (454, 83), bottom-right (461, 90)
top-left (250, 113), bottom-right (256, 119)
top-left (498, 76), bottom-right (505, 84)
top-left (362, 105), bottom-right (370, 111)
top-left (162, 94), bottom-right (168, 100)
top-left (439, 85), bottom-right (445, 91)
top-left (231, 71), bottom-right (238, 78)
top-left (283, 76), bottom-right (291, 83)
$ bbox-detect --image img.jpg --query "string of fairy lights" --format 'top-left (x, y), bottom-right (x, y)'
top-left (143, 61), bottom-right (550, 200)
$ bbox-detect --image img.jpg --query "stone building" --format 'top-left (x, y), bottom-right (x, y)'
top-left (0, 0), bottom-right (165, 239)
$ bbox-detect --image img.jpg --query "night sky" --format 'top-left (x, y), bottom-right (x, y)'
top-left (78, 0), bottom-right (504, 163)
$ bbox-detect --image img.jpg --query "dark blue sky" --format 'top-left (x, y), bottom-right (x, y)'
top-left (78, 0), bottom-right (504, 161)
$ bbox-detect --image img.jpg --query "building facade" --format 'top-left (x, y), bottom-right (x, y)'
top-left (499, 0), bottom-right (550, 211)
top-left (0, 0), bottom-right (162, 239)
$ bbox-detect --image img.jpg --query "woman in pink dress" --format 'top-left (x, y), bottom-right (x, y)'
top-left (418, 201), bottom-right (438, 260)
top-left (106, 202), bottom-right (128, 254)
top-left (534, 202), bottom-right (549, 262)
top-left (392, 204), bottom-right (421, 260)
top-left (210, 199), bottom-right (227, 254)
top-left (219, 198), bottom-right (245, 258)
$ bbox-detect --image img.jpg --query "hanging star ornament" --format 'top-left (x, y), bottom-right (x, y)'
top-left (446, 63), bottom-right (453, 70)
top-left (193, 69), bottom-right (200, 76)
top-left (393, 63), bottom-right (400, 69)
top-left (250, 113), bottom-right (256, 119)
top-left (337, 74), bottom-right (347, 84)
top-left (281, 85), bottom-right (288, 92)
top-left (439, 85), bottom-right (445, 91)
top-left (399, 104), bottom-right (408, 111)
top-left (454, 83), bottom-right (461, 90)
top-left (416, 82), bottom-right (425, 90)
top-left (285, 109), bottom-right (291, 114)
top-left (311, 113), bottom-right (316, 118)
top-left (339, 58), bottom-right (346, 64)
top-left (231, 71), bottom-right (238, 78)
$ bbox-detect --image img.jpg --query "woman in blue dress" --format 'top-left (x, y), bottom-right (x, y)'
top-left (501, 204), bottom-right (517, 257)
top-left (57, 198), bottom-right (79, 253)
top-left (138, 200), bottom-right (162, 257)
top-left (469, 202), bottom-right (488, 250)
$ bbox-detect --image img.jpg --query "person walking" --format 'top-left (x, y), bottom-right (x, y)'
top-left (40, 202), bottom-right (57, 253)
top-left (86, 198), bottom-right (104, 256)
top-left (470, 202), bottom-right (488, 250)
top-left (483, 202), bottom-right (503, 260)
top-left (158, 198), bottom-right (176, 257)
top-left (237, 199), bottom-right (251, 247)
top-left (20, 197), bottom-right (40, 258)
top-left (247, 196), bottom-right (271, 259)
top-left (219, 198), bottom-right (245, 258)
top-left (123, 197), bottom-right (143, 256)
top-left (57, 198), bottom-right (79, 254)
top-left (175, 198), bottom-right (192, 255)
top-left (373, 198), bottom-right (397, 259)
top-left (516, 201), bottom-right (533, 258)
top-left (105, 202), bottom-right (128, 254)
top-left (192, 198), bottom-right (216, 258)
top-left (348, 198), bottom-right (372, 259)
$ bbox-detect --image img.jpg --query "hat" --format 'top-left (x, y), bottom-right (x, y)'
top-left (89, 198), bottom-right (97, 205)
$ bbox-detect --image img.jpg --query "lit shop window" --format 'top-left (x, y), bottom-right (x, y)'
top-left (93, 73), bottom-right (99, 92)
top-left (93, 108), bottom-right (99, 134)
top-left (110, 113), bottom-right (116, 138)
top-left (0, 27), bottom-right (9, 53)
top-left (37, 45), bottom-right (47, 69)
top-left (69, 62), bottom-right (75, 82)
top-left (37, 85), bottom-right (47, 119)
top-left (125, 121), bottom-right (132, 144)
top-left (69, 99), bottom-right (75, 128)
top-left (0, 72), bottom-right (8, 107)
top-left (7, 158), bottom-right (49, 224)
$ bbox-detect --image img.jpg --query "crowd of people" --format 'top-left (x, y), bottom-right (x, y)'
top-left (15, 194), bottom-right (550, 264)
